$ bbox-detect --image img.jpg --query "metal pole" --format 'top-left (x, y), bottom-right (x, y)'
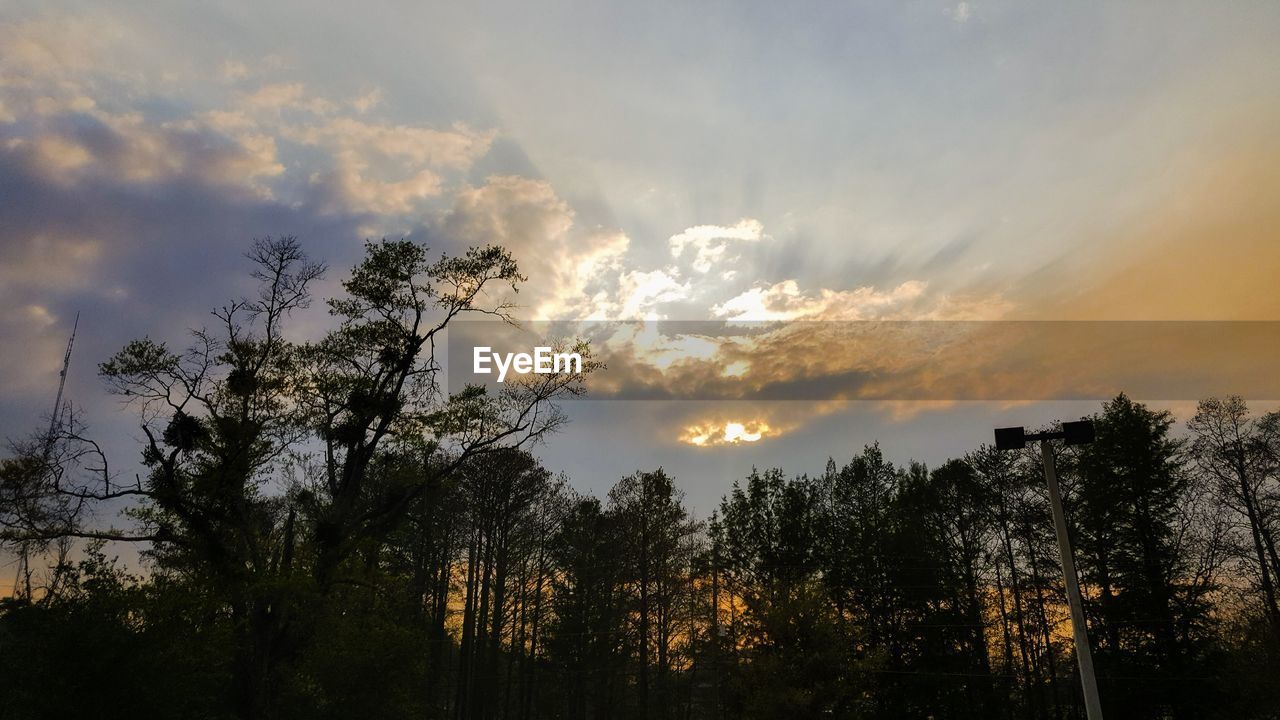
top-left (1040, 439), bottom-right (1104, 720)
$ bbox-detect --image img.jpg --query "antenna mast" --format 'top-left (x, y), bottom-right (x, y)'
top-left (45, 312), bottom-right (79, 446)
top-left (17, 313), bottom-right (78, 600)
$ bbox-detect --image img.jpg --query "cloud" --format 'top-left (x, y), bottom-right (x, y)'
top-left (0, 34), bottom-right (436, 443)
top-left (566, 316), bottom-right (1280, 431)
top-left (0, 304), bottom-right (72, 396)
top-left (674, 399), bottom-right (851, 447)
top-left (443, 175), bottom-right (631, 320)
top-left (0, 127), bottom-right (374, 444)
top-left (314, 166), bottom-right (444, 215)
top-left (435, 204), bottom-right (1018, 418)
top-left (285, 117), bottom-right (491, 170)
top-left (681, 418), bottom-right (771, 446)
top-left (613, 270), bottom-right (691, 320)
top-left (712, 279), bottom-right (930, 322)
top-left (3, 110), bottom-right (286, 196)
top-left (220, 59), bottom-right (249, 83)
top-left (0, 15), bottom-right (126, 83)
top-left (1, 16), bottom-right (496, 218)
top-left (668, 218), bottom-right (766, 273)
top-left (440, 204), bottom-right (989, 326)
top-left (284, 116), bottom-right (494, 215)
top-left (0, 19), bottom-right (410, 437)
top-left (0, 232), bottom-right (102, 295)
top-left (0, 11), bottom-right (514, 449)
top-left (351, 88), bottom-right (384, 115)
top-left (200, 82), bottom-right (495, 215)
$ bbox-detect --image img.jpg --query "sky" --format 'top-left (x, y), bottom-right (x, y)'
top-left (3, 0), bottom-right (1280, 518)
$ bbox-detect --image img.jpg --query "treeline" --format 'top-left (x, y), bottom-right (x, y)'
top-left (706, 396), bottom-right (1280, 719)
top-left (2, 238), bottom-right (1279, 719)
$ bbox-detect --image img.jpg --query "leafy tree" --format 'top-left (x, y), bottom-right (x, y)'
top-left (3, 236), bottom-right (593, 720)
top-left (607, 469), bottom-right (699, 720)
top-left (1074, 395), bottom-right (1222, 718)
top-left (716, 467), bottom-right (859, 718)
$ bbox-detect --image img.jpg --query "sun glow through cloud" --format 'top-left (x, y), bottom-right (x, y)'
top-left (681, 419), bottom-right (772, 447)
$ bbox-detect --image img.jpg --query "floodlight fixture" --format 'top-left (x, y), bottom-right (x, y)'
top-left (991, 417), bottom-right (1102, 720)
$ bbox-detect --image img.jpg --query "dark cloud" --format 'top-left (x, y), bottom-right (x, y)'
top-left (0, 130), bottom-right (368, 442)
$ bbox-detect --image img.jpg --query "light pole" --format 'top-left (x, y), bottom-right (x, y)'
top-left (995, 420), bottom-right (1103, 720)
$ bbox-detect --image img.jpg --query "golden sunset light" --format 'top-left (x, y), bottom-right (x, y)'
top-left (681, 419), bottom-right (772, 447)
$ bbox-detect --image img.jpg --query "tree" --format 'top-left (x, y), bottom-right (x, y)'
top-left (608, 469), bottom-right (698, 720)
top-left (926, 459), bottom-right (999, 716)
top-left (95, 236), bottom-right (324, 719)
top-left (1075, 394), bottom-right (1221, 719)
top-left (716, 466), bottom-right (858, 719)
top-left (1187, 396), bottom-right (1280, 639)
top-left (453, 448), bottom-right (559, 720)
top-left (5, 236), bottom-right (593, 720)
top-left (546, 495), bottom-right (627, 720)
top-left (297, 239), bottom-right (591, 593)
